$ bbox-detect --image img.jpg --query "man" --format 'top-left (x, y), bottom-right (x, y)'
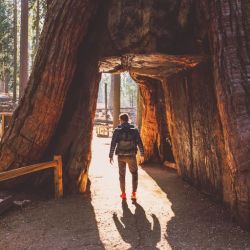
top-left (109, 113), bottom-right (144, 200)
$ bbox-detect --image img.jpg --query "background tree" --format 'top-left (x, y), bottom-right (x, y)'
top-left (13, 0), bottom-right (17, 101)
top-left (0, 0), bottom-right (14, 94)
top-left (30, 0), bottom-right (47, 64)
top-left (97, 72), bottom-right (137, 109)
top-left (19, 0), bottom-right (28, 98)
top-left (0, 0), bottom-right (46, 101)
top-left (121, 72), bottom-right (137, 108)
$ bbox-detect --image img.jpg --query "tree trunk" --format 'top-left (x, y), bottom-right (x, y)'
top-left (136, 85), bottom-right (142, 130)
top-left (208, 0), bottom-right (250, 229)
top-left (35, 0), bottom-right (40, 50)
top-left (131, 73), bottom-right (172, 163)
top-left (112, 74), bottom-right (120, 128)
top-left (46, 0), bottom-right (53, 8)
top-left (0, 80), bottom-right (4, 92)
top-left (4, 70), bottom-right (10, 94)
top-left (19, 0), bottom-right (29, 98)
top-left (163, 62), bottom-right (225, 196)
top-left (13, 0), bottom-right (17, 102)
top-left (0, 0), bottom-right (108, 193)
top-left (108, 76), bottom-right (113, 110)
top-left (104, 83), bottom-right (108, 120)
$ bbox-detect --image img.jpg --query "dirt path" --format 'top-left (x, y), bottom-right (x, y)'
top-left (0, 136), bottom-right (250, 250)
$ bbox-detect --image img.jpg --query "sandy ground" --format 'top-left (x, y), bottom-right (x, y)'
top-left (0, 136), bottom-right (250, 250)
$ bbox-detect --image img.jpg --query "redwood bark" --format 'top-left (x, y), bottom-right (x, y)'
top-left (163, 63), bottom-right (226, 198)
top-left (131, 73), bottom-right (173, 163)
top-left (0, 1), bottom-right (101, 179)
top-left (208, 0), bottom-right (250, 228)
top-left (46, 0), bottom-right (53, 8)
top-left (42, 1), bottom-right (109, 191)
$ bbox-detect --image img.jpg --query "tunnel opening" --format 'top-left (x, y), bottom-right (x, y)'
top-left (93, 53), bottom-right (226, 204)
top-left (0, 0), bottom-right (223, 199)
top-left (96, 54), bottom-right (206, 167)
top-left (89, 68), bottom-right (176, 196)
top-left (87, 52), bottom-right (215, 207)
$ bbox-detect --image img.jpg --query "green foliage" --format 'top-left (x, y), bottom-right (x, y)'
top-left (121, 72), bottom-right (137, 108)
top-left (30, 0), bottom-right (47, 63)
top-left (97, 72), bottom-right (137, 108)
top-left (0, 0), bottom-right (14, 82)
top-left (0, 0), bottom-right (46, 95)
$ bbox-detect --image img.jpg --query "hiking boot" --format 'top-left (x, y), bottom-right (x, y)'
top-left (120, 192), bottom-right (126, 200)
top-left (131, 192), bottom-right (136, 200)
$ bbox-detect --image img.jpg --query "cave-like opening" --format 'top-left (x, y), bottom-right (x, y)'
top-left (89, 69), bottom-right (176, 191)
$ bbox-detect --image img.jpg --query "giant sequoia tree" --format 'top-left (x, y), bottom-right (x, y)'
top-left (0, 0), bottom-right (249, 229)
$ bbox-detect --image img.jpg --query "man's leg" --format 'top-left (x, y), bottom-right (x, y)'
top-left (127, 156), bottom-right (138, 193)
top-left (118, 156), bottom-right (126, 193)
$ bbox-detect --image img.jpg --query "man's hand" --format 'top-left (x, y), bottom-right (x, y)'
top-left (110, 157), bottom-right (114, 165)
top-left (139, 156), bottom-right (145, 165)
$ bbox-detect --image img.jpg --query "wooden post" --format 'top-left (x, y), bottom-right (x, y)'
top-left (0, 156), bottom-right (63, 200)
top-left (54, 155), bottom-right (63, 199)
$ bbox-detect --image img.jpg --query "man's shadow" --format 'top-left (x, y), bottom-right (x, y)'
top-left (113, 200), bottom-right (161, 249)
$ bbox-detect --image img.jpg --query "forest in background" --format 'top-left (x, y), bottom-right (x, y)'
top-left (98, 73), bottom-right (138, 109)
top-left (0, 0), bottom-right (46, 101)
top-left (0, 1), bottom-right (137, 107)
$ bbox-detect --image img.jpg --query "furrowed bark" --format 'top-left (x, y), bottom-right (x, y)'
top-left (208, 0), bottom-right (250, 228)
top-left (0, 1), bottom-right (101, 172)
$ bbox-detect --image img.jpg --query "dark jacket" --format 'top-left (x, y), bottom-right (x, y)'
top-left (109, 122), bottom-right (144, 158)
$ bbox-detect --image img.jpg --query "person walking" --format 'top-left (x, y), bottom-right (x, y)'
top-left (109, 113), bottom-right (144, 200)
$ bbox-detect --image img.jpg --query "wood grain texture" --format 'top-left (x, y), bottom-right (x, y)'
top-left (0, 0), bottom-right (101, 180)
top-left (207, 0), bottom-right (250, 228)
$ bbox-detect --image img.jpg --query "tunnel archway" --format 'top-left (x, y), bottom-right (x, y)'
top-left (0, 0), bottom-right (249, 229)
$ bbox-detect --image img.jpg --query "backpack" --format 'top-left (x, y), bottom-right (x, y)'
top-left (116, 127), bottom-right (137, 156)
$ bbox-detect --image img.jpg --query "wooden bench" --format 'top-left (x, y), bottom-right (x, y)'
top-left (96, 123), bottom-right (113, 138)
top-left (0, 155), bottom-right (63, 199)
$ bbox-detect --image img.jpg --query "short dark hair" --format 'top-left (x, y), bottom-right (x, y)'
top-left (119, 113), bottom-right (129, 122)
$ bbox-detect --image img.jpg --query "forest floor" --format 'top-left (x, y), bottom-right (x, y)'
top-left (0, 135), bottom-right (250, 250)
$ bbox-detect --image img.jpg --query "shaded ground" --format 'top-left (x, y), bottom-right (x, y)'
top-left (0, 136), bottom-right (250, 249)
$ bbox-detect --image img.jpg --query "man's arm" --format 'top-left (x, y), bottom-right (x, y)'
top-left (109, 129), bottom-right (119, 160)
